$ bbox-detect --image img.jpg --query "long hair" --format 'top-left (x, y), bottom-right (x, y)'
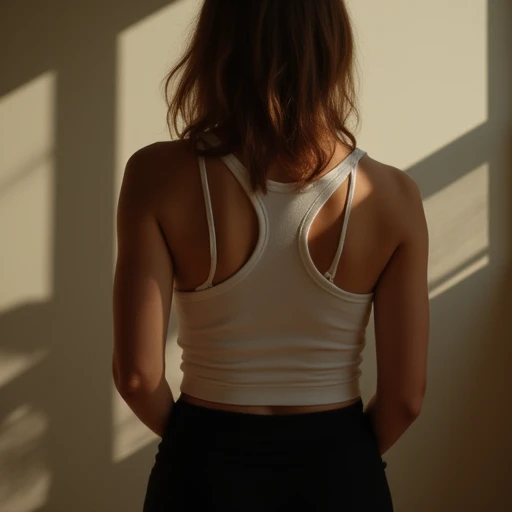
top-left (165, 0), bottom-right (359, 194)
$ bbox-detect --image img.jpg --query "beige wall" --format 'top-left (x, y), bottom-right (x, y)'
top-left (1, 1), bottom-right (510, 510)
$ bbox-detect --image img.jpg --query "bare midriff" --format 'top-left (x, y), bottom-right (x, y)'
top-left (179, 392), bottom-right (361, 415)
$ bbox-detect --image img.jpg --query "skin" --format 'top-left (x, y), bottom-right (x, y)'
top-left (113, 134), bottom-right (429, 454)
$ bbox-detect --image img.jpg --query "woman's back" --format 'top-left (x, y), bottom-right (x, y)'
top-left (121, 130), bottom-right (426, 415)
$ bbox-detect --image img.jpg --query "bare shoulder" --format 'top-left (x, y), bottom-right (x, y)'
top-left (359, 154), bottom-right (422, 206)
top-left (125, 138), bottom-right (196, 183)
top-left (357, 153), bottom-right (427, 244)
top-left (120, 138), bottom-right (197, 209)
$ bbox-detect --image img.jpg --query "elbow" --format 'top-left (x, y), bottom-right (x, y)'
top-left (113, 366), bottom-right (158, 398)
top-left (401, 397), bottom-right (423, 421)
top-left (380, 387), bottom-right (426, 422)
top-left (401, 385), bottom-right (426, 421)
top-left (115, 373), bottom-right (145, 397)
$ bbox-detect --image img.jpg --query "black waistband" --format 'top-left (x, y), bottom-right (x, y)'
top-left (173, 395), bottom-right (365, 433)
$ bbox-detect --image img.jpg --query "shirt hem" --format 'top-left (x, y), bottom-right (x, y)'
top-left (179, 375), bottom-right (362, 406)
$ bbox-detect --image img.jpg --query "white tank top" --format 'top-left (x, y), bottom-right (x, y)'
top-left (173, 131), bottom-right (373, 406)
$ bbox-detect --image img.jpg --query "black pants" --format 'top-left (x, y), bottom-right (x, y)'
top-left (143, 396), bottom-right (393, 511)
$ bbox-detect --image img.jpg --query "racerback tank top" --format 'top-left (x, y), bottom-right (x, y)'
top-left (173, 131), bottom-right (373, 406)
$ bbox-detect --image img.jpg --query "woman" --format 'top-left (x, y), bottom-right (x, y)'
top-left (113, 1), bottom-right (429, 510)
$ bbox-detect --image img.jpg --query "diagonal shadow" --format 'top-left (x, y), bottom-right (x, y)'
top-left (407, 122), bottom-right (489, 201)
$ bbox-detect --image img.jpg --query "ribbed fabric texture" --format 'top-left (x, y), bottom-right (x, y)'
top-left (173, 132), bottom-right (373, 406)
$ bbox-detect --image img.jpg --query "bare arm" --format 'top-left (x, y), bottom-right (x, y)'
top-left (365, 171), bottom-right (430, 455)
top-left (112, 149), bottom-right (175, 438)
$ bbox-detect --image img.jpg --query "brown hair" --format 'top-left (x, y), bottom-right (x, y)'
top-left (165, 0), bottom-right (359, 194)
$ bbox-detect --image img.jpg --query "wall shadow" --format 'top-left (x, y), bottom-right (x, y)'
top-left (377, 1), bottom-right (512, 509)
top-left (0, 1), bottom-right (182, 511)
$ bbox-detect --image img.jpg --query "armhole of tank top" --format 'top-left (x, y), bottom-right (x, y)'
top-left (195, 147), bottom-right (218, 291)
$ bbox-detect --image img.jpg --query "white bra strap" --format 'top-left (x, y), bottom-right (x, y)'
top-left (195, 152), bottom-right (217, 291)
top-left (324, 151), bottom-right (363, 283)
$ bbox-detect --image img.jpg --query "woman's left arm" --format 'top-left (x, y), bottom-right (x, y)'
top-left (112, 149), bottom-right (175, 438)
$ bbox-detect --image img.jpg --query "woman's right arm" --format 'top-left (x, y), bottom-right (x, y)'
top-left (365, 171), bottom-right (430, 455)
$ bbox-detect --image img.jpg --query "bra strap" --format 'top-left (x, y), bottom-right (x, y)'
top-left (195, 140), bottom-right (217, 290)
top-left (324, 150), bottom-right (365, 283)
